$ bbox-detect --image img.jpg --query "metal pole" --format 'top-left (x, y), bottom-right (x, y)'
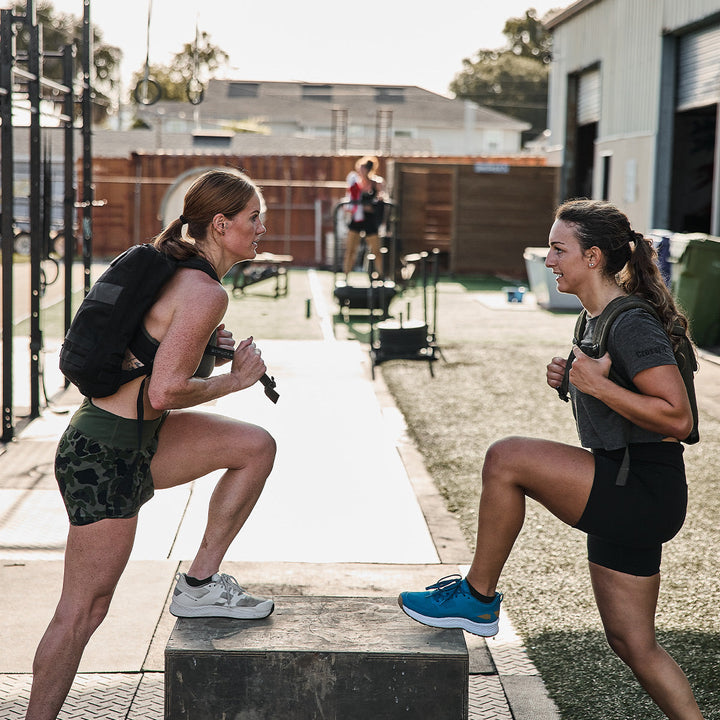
top-left (63, 43), bottom-right (75, 349)
top-left (421, 251), bottom-right (429, 327)
top-left (431, 248), bottom-right (440, 338)
top-left (283, 183), bottom-right (291, 256)
top-left (712, 101), bottom-right (720, 236)
top-left (1, 9), bottom-right (15, 441)
top-left (43, 140), bottom-right (52, 260)
top-left (81, 0), bottom-right (92, 294)
top-left (314, 198), bottom-right (322, 265)
top-left (28, 0), bottom-right (42, 418)
top-left (132, 151), bottom-right (141, 246)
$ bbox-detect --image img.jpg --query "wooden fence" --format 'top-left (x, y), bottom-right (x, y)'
top-left (81, 153), bottom-right (557, 277)
top-left (390, 158), bottom-right (559, 278)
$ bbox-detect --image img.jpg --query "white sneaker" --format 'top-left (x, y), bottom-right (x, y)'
top-left (169, 572), bottom-right (274, 619)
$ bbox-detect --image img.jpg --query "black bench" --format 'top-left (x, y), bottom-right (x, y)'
top-left (231, 253), bottom-right (293, 298)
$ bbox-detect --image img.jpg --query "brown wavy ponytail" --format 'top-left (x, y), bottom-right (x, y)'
top-left (153, 217), bottom-right (197, 261)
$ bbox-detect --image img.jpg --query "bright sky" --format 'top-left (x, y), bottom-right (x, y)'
top-left (24, 0), bottom-right (565, 97)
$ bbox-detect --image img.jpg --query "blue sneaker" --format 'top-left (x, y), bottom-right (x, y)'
top-left (398, 574), bottom-right (502, 637)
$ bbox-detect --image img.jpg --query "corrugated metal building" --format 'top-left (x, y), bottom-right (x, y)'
top-left (545, 0), bottom-right (720, 234)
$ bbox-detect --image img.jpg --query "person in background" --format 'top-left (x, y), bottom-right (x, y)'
top-left (343, 155), bottom-right (385, 278)
top-left (399, 199), bottom-right (704, 720)
top-left (27, 170), bottom-right (277, 720)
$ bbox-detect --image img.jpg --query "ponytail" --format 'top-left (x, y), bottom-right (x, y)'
top-left (153, 217), bottom-right (201, 261)
top-left (620, 232), bottom-right (691, 347)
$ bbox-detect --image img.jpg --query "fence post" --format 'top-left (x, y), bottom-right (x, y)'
top-left (0, 8), bottom-right (15, 441)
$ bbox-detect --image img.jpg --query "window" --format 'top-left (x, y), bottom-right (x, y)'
top-left (601, 154), bottom-right (611, 200)
top-left (228, 83), bottom-right (259, 98)
top-left (375, 87), bottom-right (405, 103)
top-left (302, 84), bottom-right (333, 102)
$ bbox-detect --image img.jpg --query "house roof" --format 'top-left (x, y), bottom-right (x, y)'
top-left (5, 125), bottom-right (432, 161)
top-left (137, 79), bottom-right (530, 133)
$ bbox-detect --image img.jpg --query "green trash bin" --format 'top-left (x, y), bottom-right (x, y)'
top-left (673, 236), bottom-right (720, 346)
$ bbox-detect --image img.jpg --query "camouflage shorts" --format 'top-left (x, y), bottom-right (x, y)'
top-left (54, 399), bottom-right (167, 526)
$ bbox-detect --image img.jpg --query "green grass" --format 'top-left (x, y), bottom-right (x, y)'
top-left (26, 267), bottom-right (720, 719)
top-left (446, 274), bottom-right (518, 292)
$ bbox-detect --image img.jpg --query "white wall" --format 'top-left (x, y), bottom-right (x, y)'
top-left (547, 0), bottom-right (720, 228)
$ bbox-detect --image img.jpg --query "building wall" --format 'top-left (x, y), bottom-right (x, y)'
top-left (412, 127), bottom-right (522, 156)
top-left (547, 0), bottom-right (663, 226)
top-left (548, 0), bottom-right (661, 137)
top-left (230, 120), bottom-right (523, 157)
top-left (594, 133), bottom-right (656, 232)
top-left (546, 0), bottom-right (720, 229)
top-left (662, 0), bottom-right (720, 30)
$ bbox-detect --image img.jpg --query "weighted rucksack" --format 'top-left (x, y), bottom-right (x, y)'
top-left (557, 295), bottom-right (699, 445)
top-left (59, 243), bottom-right (220, 398)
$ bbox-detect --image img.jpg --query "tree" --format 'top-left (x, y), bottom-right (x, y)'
top-left (502, 9), bottom-right (553, 62)
top-left (449, 7), bottom-right (557, 144)
top-left (129, 31), bottom-right (229, 104)
top-left (11, 1), bottom-right (122, 124)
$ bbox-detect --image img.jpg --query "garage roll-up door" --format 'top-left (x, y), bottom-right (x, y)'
top-left (577, 68), bottom-right (601, 126)
top-left (677, 24), bottom-right (720, 111)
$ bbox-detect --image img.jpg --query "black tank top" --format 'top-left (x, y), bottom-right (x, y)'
top-left (127, 326), bottom-right (217, 379)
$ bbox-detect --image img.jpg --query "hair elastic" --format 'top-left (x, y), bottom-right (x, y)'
top-left (179, 214), bottom-right (188, 224)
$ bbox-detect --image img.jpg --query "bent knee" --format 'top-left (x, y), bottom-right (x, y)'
top-left (231, 424), bottom-right (276, 467)
top-left (256, 427), bottom-right (277, 461)
top-left (483, 436), bottom-right (527, 478)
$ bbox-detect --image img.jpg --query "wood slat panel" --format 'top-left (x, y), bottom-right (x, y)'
top-left (82, 153), bottom-right (553, 273)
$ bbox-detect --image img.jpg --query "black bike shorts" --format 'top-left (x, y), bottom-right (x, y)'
top-left (574, 442), bottom-right (687, 576)
top-left (54, 399), bottom-right (168, 526)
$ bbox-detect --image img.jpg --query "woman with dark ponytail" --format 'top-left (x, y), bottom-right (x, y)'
top-left (399, 199), bottom-right (704, 719)
top-left (28, 169), bottom-right (278, 720)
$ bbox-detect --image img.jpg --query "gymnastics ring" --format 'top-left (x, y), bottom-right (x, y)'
top-left (133, 77), bottom-right (162, 106)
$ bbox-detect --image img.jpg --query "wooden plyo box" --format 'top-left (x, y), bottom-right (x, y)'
top-left (165, 595), bottom-right (468, 719)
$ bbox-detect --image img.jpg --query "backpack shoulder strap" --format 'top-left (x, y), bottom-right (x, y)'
top-left (557, 309), bottom-right (588, 402)
top-left (177, 255), bottom-right (221, 283)
top-left (592, 296), bottom-right (658, 393)
top-left (590, 295), bottom-right (656, 357)
top-left (572, 309), bottom-right (588, 346)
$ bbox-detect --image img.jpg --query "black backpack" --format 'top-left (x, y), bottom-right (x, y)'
top-left (59, 244), bottom-right (220, 399)
top-left (557, 295), bottom-right (699, 445)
